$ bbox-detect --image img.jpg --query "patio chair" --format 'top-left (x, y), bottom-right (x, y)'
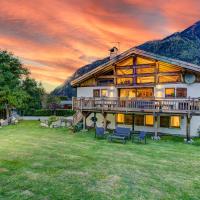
top-left (95, 127), bottom-right (106, 138)
top-left (132, 131), bottom-right (147, 144)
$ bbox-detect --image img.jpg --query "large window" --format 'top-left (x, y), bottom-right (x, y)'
top-left (137, 76), bottom-right (155, 84)
top-left (119, 89), bottom-right (136, 98)
top-left (137, 88), bottom-right (154, 98)
top-left (158, 75), bottom-right (181, 83)
top-left (165, 88), bottom-right (175, 98)
top-left (176, 88), bottom-right (187, 98)
top-left (145, 115), bottom-right (154, 126)
top-left (117, 114), bottom-right (133, 125)
top-left (136, 67), bottom-right (155, 74)
top-left (135, 115), bottom-right (144, 126)
top-left (165, 88), bottom-right (187, 98)
top-left (160, 116), bottom-right (181, 128)
top-left (116, 69), bottom-right (133, 75)
top-left (117, 78), bottom-right (133, 85)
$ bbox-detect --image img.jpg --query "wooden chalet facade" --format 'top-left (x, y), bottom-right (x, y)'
top-left (71, 48), bottom-right (200, 140)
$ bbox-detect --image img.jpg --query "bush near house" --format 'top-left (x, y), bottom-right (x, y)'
top-left (23, 109), bottom-right (75, 116)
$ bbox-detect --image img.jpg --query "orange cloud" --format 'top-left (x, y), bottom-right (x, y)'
top-left (0, 0), bottom-right (199, 92)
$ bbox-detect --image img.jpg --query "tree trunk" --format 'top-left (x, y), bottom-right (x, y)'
top-left (5, 104), bottom-right (10, 120)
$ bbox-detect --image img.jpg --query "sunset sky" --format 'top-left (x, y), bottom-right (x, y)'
top-left (0, 0), bottom-right (199, 92)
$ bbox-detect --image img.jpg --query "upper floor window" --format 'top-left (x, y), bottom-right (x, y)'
top-left (117, 78), bottom-right (133, 85)
top-left (165, 88), bottom-right (175, 98)
top-left (136, 66), bottom-right (155, 74)
top-left (165, 88), bottom-right (187, 98)
top-left (136, 76), bottom-right (155, 84)
top-left (176, 88), bottom-right (187, 98)
top-left (101, 89), bottom-right (108, 97)
top-left (158, 75), bottom-right (181, 83)
top-left (93, 89), bottom-right (100, 97)
top-left (116, 69), bottom-right (133, 75)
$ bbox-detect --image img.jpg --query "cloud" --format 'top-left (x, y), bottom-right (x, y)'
top-left (0, 0), bottom-right (199, 92)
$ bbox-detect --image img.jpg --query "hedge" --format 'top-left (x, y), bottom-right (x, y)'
top-left (23, 109), bottom-right (75, 116)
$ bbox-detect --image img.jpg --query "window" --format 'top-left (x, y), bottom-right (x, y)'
top-left (136, 67), bottom-right (155, 74)
top-left (117, 78), bottom-right (133, 85)
top-left (117, 114), bottom-right (124, 124)
top-left (160, 116), bottom-right (181, 128)
top-left (176, 88), bottom-right (187, 98)
top-left (116, 69), bottom-right (133, 75)
top-left (160, 116), bottom-right (170, 128)
top-left (101, 89), bottom-right (108, 97)
top-left (93, 89), bottom-right (100, 97)
top-left (137, 88), bottom-right (154, 98)
top-left (145, 115), bottom-right (154, 126)
top-left (170, 116), bottom-right (181, 128)
top-left (158, 75), bottom-right (181, 83)
top-left (116, 114), bottom-right (133, 125)
top-left (137, 76), bottom-right (155, 84)
top-left (97, 79), bottom-right (114, 86)
top-left (165, 88), bottom-right (175, 98)
top-left (158, 63), bottom-right (181, 73)
top-left (135, 115), bottom-right (144, 126)
top-left (119, 89), bottom-right (136, 98)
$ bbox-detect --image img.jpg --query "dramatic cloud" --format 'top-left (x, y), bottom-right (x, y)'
top-left (0, 0), bottom-right (199, 92)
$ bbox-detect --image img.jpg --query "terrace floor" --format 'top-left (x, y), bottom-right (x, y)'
top-left (0, 121), bottom-right (200, 200)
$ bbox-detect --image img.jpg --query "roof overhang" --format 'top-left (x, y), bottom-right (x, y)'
top-left (71, 48), bottom-right (200, 87)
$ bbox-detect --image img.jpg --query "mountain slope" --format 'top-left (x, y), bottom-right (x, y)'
top-left (138, 21), bottom-right (200, 64)
top-left (51, 21), bottom-right (200, 98)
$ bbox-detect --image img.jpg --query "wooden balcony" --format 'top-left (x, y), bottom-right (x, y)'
top-left (72, 97), bottom-right (200, 115)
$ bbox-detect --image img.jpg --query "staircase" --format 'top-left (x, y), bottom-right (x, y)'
top-left (73, 111), bottom-right (83, 125)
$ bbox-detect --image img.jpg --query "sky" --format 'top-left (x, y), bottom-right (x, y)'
top-left (0, 0), bottom-right (200, 92)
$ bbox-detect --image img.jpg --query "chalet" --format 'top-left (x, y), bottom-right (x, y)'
top-left (71, 47), bottom-right (200, 141)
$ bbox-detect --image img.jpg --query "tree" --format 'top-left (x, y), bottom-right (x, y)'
top-left (46, 95), bottom-right (61, 109)
top-left (0, 51), bottom-right (29, 119)
top-left (22, 78), bottom-right (45, 111)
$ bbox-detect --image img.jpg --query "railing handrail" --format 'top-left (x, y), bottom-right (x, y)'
top-left (72, 97), bottom-right (200, 113)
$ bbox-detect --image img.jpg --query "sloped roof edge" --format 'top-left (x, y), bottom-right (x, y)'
top-left (71, 47), bottom-right (200, 86)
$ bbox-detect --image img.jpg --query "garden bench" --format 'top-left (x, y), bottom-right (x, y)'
top-left (108, 127), bottom-right (131, 144)
top-left (108, 135), bottom-right (126, 144)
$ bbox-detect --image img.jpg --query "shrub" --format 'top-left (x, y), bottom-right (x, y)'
top-left (23, 109), bottom-right (75, 116)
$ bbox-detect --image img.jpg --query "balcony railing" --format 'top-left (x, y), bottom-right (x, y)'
top-left (72, 97), bottom-right (200, 114)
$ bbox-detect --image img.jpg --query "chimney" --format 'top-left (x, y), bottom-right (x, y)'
top-left (109, 47), bottom-right (118, 59)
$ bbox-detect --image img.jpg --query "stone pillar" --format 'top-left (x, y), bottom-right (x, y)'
top-left (153, 113), bottom-right (160, 140)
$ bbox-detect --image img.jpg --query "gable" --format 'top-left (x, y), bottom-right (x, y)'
top-left (71, 48), bottom-right (200, 87)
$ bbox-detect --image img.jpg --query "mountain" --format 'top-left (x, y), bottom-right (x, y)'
top-left (138, 21), bottom-right (200, 64)
top-left (51, 21), bottom-right (200, 98)
top-left (51, 57), bottom-right (109, 97)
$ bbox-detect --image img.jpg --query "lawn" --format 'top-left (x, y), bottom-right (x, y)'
top-left (0, 121), bottom-right (200, 200)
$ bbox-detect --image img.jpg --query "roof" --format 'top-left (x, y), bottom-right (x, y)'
top-left (71, 47), bottom-right (200, 86)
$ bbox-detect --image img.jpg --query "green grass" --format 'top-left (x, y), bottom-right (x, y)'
top-left (0, 121), bottom-right (200, 200)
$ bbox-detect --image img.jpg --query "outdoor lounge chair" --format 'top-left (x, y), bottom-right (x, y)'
top-left (108, 127), bottom-right (131, 144)
top-left (132, 131), bottom-right (147, 144)
top-left (95, 127), bottom-right (106, 138)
